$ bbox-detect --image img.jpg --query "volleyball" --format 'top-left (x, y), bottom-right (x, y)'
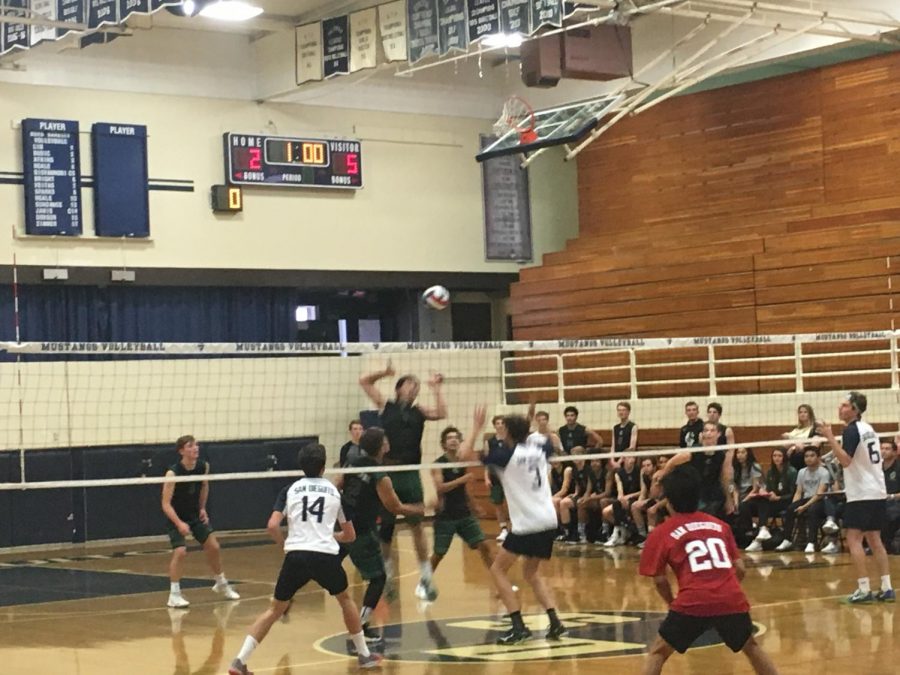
top-left (422, 285), bottom-right (450, 310)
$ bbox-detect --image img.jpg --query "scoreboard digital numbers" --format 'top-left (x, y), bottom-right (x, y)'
top-left (22, 118), bottom-right (82, 236)
top-left (224, 133), bottom-right (363, 189)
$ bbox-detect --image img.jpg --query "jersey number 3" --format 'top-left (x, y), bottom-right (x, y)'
top-left (301, 495), bottom-right (325, 523)
top-left (685, 537), bottom-right (732, 573)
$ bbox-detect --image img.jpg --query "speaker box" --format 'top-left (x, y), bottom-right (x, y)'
top-left (521, 34), bottom-right (561, 88)
top-left (562, 24), bottom-right (632, 81)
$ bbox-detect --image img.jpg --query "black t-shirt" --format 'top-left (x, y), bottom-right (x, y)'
top-left (613, 421), bottom-right (635, 453)
top-left (380, 400), bottom-right (426, 465)
top-left (551, 465), bottom-right (569, 494)
top-left (341, 455), bottom-right (386, 532)
top-left (435, 455), bottom-right (470, 519)
top-left (716, 423), bottom-right (729, 446)
top-left (690, 451), bottom-right (726, 501)
top-left (588, 465), bottom-right (607, 495)
top-left (559, 423), bottom-right (588, 453)
top-left (617, 464), bottom-right (642, 496)
top-left (884, 461), bottom-right (899, 495)
top-left (487, 437), bottom-right (504, 486)
top-left (168, 460), bottom-right (208, 520)
top-left (339, 441), bottom-right (360, 468)
top-left (573, 464), bottom-right (592, 496)
top-left (679, 419), bottom-right (704, 448)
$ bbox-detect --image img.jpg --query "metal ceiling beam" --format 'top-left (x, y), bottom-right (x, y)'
top-left (696, 0), bottom-right (900, 30)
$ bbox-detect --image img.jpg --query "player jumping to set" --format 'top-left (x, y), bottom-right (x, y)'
top-left (816, 391), bottom-right (894, 603)
top-left (639, 465), bottom-right (778, 675)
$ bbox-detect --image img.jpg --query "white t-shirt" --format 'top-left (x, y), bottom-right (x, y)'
top-left (275, 477), bottom-right (345, 554)
top-left (484, 432), bottom-right (557, 535)
top-left (842, 420), bottom-right (887, 502)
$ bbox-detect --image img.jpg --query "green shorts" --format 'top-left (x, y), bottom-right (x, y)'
top-left (490, 483), bottom-right (505, 505)
top-left (167, 518), bottom-right (213, 549)
top-left (344, 529), bottom-right (386, 580)
top-left (433, 516), bottom-right (486, 556)
top-left (386, 471), bottom-right (424, 525)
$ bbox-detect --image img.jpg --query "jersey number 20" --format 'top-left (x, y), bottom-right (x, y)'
top-left (685, 537), bottom-right (732, 573)
top-left (301, 495), bottom-right (325, 523)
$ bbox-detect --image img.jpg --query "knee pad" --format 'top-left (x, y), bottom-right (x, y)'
top-left (363, 574), bottom-right (387, 609)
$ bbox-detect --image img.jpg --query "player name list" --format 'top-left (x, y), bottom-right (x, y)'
top-left (22, 118), bottom-right (82, 234)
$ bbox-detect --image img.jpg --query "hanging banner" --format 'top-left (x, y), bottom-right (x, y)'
top-left (437, 0), bottom-right (467, 55)
top-left (88, 0), bottom-right (118, 28)
top-left (378, 0), bottom-right (407, 62)
top-left (467, 0), bottom-right (500, 43)
top-left (407, 0), bottom-right (439, 64)
top-left (1, 0), bottom-right (29, 55)
top-left (350, 8), bottom-right (377, 72)
top-left (500, 0), bottom-right (531, 35)
top-left (531, 0), bottom-right (562, 29)
top-left (481, 134), bottom-right (532, 261)
top-left (30, 0), bottom-right (59, 45)
top-left (57, 0), bottom-right (86, 38)
top-left (295, 22), bottom-right (323, 84)
top-left (322, 15), bottom-right (350, 78)
top-left (119, 0), bottom-right (179, 21)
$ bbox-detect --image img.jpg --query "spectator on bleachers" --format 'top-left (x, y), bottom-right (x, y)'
top-left (560, 446), bottom-right (591, 544)
top-left (707, 402), bottom-right (736, 446)
top-left (611, 402), bottom-right (638, 468)
top-left (630, 456), bottom-right (658, 544)
top-left (558, 406), bottom-right (602, 455)
top-left (551, 452), bottom-right (574, 541)
top-left (603, 455), bottom-right (643, 547)
top-left (745, 447), bottom-right (797, 551)
top-left (880, 439), bottom-right (900, 554)
top-left (337, 419), bottom-right (364, 467)
top-left (731, 447), bottom-right (763, 546)
top-left (580, 458), bottom-right (614, 544)
top-left (818, 447), bottom-right (845, 553)
top-left (663, 421), bottom-right (734, 519)
top-left (533, 410), bottom-right (563, 454)
top-left (782, 404), bottom-right (817, 472)
top-left (776, 447), bottom-right (830, 553)
top-left (679, 401), bottom-right (704, 448)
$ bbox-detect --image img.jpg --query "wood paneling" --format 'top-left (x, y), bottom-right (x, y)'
top-left (511, 51), bottom-right (900, 342)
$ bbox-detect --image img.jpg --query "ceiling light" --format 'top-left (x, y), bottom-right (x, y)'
top-left (199, 0), bottom-right (263, 21)
top-left (483, 33), bottom-right (524, 48)
top-left (164, 0), bottom-right (206, 16)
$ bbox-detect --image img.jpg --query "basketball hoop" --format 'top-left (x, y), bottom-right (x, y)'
top-left (493, 95), bottom-right (538, 146)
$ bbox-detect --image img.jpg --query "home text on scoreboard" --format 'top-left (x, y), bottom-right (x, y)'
top-left (224, 133), bottom-right (363, 189)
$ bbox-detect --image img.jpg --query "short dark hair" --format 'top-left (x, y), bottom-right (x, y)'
top-left (685, 401), bottom-right (698, 408)
top-left (440, 426), bottom-right (461, 447)
top-left (662, 466), bottom-right (702, 514)
top-left (882, 439), bottom-right (898, 452)
top-left (360, 427), bottom-right (386, 456)
top-left (491, 415), bottom-right (504, 425)
top-left (348, 419), bottom-right (363, 430)
top-left (563, 406), bottom-right (579, 416)
top-left (617, 401), bottom-right (631, 411)
top-left (299, 443), bottom-right (327, 477)
top-left (503, 414), bottom-right (531, 445)
top-left (703, 421), bottom-right (718, 431)
top-left (707, 402), bottom-right (723, 415)
top-left (395, 375), bottom-right (417, 392)
top-left (803, 446), bottom-right (819, 457)
top-left (176, 435), bottom-right (195, 452)
top-left (847, 391), bottom-right (867, 416)
top-left (535, 410), bottom-right (550, 420)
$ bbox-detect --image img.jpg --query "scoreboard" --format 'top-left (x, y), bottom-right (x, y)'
top-left (224, 133), bottom-right (363, 189)
top-left (22, 118), bottom-right (82, 235)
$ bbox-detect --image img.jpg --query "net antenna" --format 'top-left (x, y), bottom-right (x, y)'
top-left (493, 95), bottom-right (538, 146)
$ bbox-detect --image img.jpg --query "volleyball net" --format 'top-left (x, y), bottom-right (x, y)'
top-left (0, 332), bottom-right (897, 547)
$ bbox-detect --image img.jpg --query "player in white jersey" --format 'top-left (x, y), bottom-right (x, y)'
top-left (228, 444), bottom-right (382, 674)
top-left (817, 392), bottom-right (894, 603)
top-left (457, 406), bottom-right (568, 645)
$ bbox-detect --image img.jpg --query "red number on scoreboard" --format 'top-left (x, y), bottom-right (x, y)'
top-left (249, 147), bottom-right (262, 170)
top-left (345, 153), bottom-right (359, 175)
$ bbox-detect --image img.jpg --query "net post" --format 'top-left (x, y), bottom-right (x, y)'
top-left (707, 345), bottom-right (717, 397)
top-left (794, 339), bottom-right (805, 394)
top-left (628, 349), bottom-right (638, 401)
top-left (891, 331), bottom-right (899, 390)
top-left (556, 354), bottom-right (565, 404)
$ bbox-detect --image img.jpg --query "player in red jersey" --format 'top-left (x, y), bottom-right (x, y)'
top-left (639, 466), bottom-right (778, 675)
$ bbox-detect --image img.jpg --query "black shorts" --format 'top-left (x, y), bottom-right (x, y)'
top-left (843, 499), bottom-right (887, 532)
top-left (503, 529), bottom-right (556, 560)
top-left (274, 550), bottom-right (348, 601)
top-left (659, 610), bottom-right (753, 654)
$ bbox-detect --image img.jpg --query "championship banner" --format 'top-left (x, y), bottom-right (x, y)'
top-left (467, 0), bottom-right (500, 43)
top-left (437, 0), bottom-right (467, 55)
top-left (500, 0), bottom-right (531, 35)
top-left (88, 0), bottom-right (118, 27)
top-left (322, 15), bottom-right (350, 78)
top-left (1, 0), bottom-right (29, 55)
top-left (349, 8), bottom-right (377, 73)
top-left (119, 0), bottom-right (179, 21)
top-left (378, 0), bottom-right (407, 63)
top-left (531, 0), bottom-right (562, 29)
top-left (57, 0), bottom-right (86, 38)
top-left (30, 0), bottom-right (60, 45)
top-left (407, 0), bottom-right (439, 64)
top-left (295, 22), bottom-right (323, 84)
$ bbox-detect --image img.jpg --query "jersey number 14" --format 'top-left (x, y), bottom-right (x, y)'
top-left (300, 495), bottom-right (325, 523)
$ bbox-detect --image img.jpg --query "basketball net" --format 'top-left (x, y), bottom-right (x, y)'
top-left (492, 96), bottom-right (538, 146)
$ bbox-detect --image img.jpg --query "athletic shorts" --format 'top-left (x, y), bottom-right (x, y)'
top-left (490, 483), bottom-right (505, 505)
top-left (659, 610), bottom-right (753, 654)
top-left (167, 518), bottom-right (213, 549)
top-left (383, 471), bottom-right (424, 526)
top-left (502, 528), bottom-right (556, 560)
top-left (342, 529), bottom-right (386, 580)
top-left (843, 499), bottom-right (887, 532)
top-left (274, 550), bottom-right (348, 600)
top-left (433, 516), bottom-right (486, 556)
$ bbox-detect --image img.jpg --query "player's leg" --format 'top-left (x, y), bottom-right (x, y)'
top-left (196, 525), bottom-right (239, 600)
top-left (167, 524), bottom-right (190, 608)
top-left (491, 547), bottom-right (531, 644)
top-left (741, 636), bottom-right (779, 675)
top-left (803, 500), bottom-right (825, 552)
top-left (641, 635), bottom-right (676, 675)
top-left (521, 556), bottom-right (567, 639)
top-left (347, 530), bottom-right (388, 639)
top-left (490, 481), bottom-right (510, 541)
top-left (559, 496), bottom-right (576, 542)
top-left (845, 527), bottom-right (874, 602)
top-left (862, 530), bottom-right (894, 601)
top-left (322, 557), bottom-right (380, 669)
top-left (430, 517), bottom-right (454, 574)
